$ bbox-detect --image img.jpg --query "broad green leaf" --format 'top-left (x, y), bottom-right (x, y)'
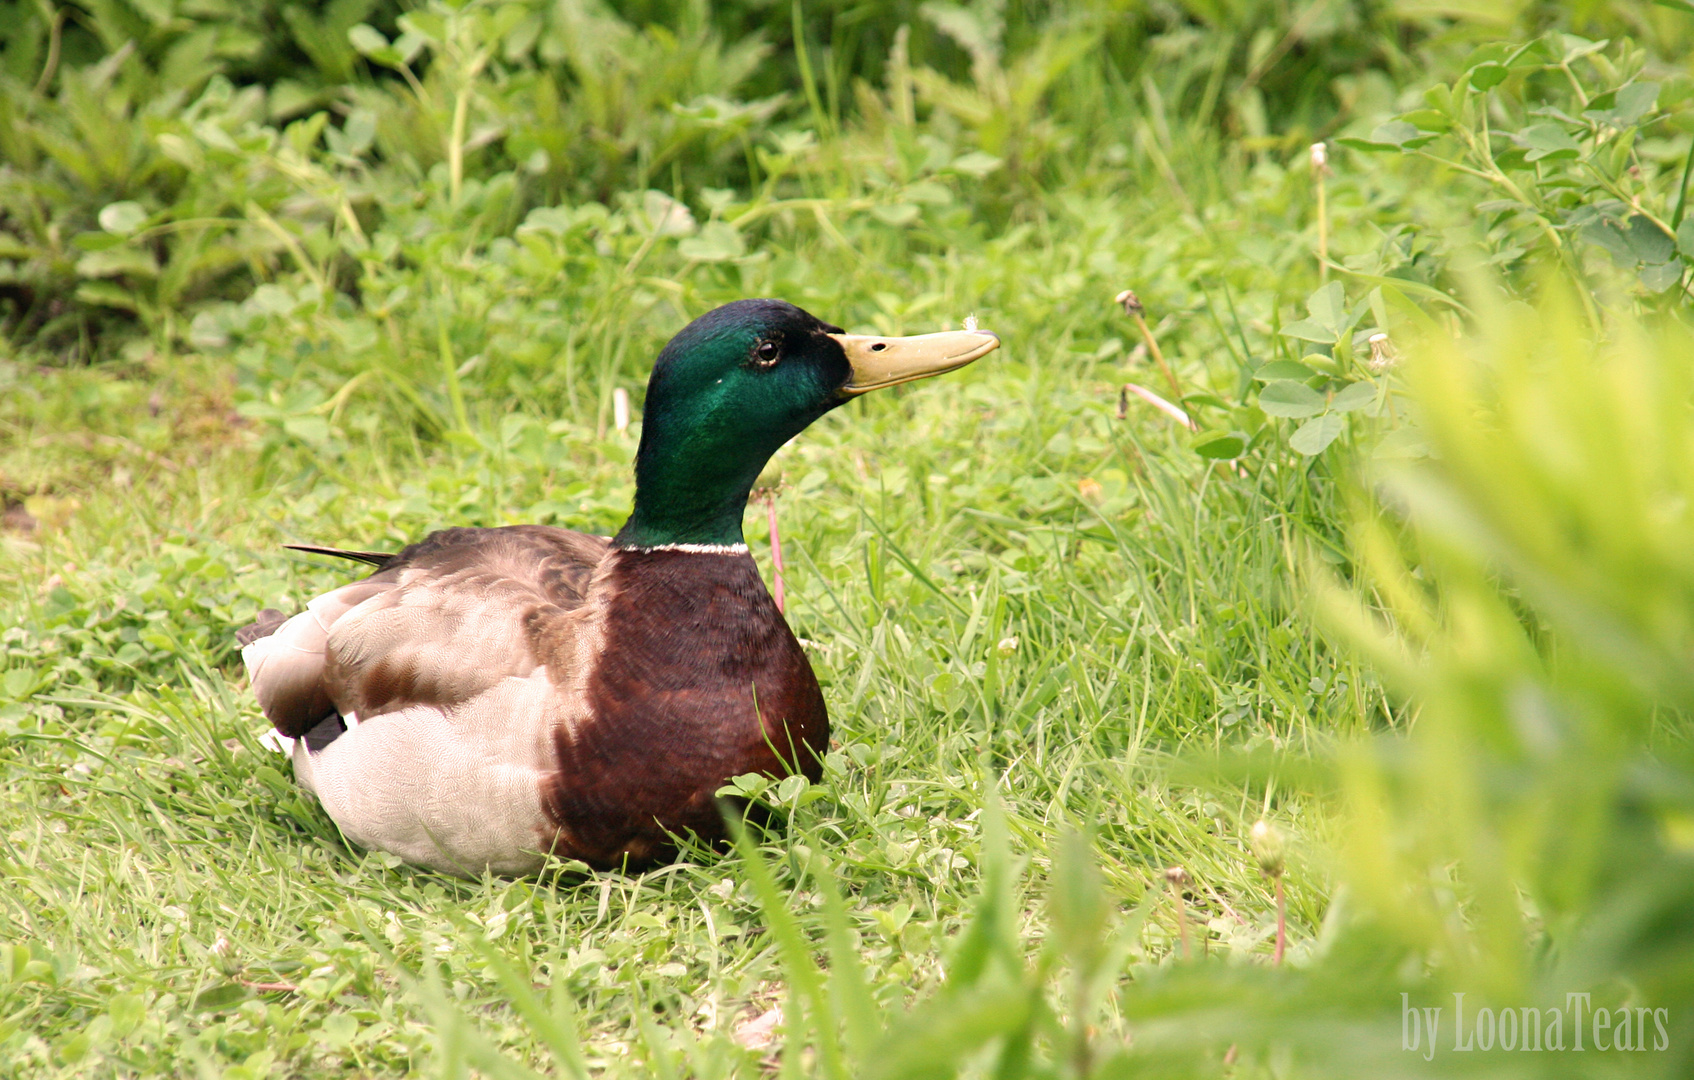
top-left (319, 1012), bottom-right (359, 1048)
top-left (1279, 319), bottom-right (1333, 343)
top-left (1677, 217), bottom-right (1694, 260)
top-left (393, 30), bottom-right (427, 65)
top-left (107, 993), bottom-right (145, 1038)
top-left (1290, 413), bottom-right (1346, 455)
top-left (1515, 123), bottom-right (1580, 162)
top-left (191, 982), bottom-right (250, 1011)
top-left (347, 23), bottom-right (389, 56)
top-left (1329, 380), bottom-right (1377, 414)
top-left (98, 201), bottom-right (147, 236)
top-left (1192, 430), bottom-right (1247, 460)
top-left (1366, 285), bottom-right (1389, 332)
top-left (270, 80), bottom-right (321, 121)
top-left (73, 231), bottom-right (127, 252)
top-left (1626, 215), bottom-right (1675, 265)
top-left (904, 181), bottom-right (952, 205)
top-left (343, 109), bottom-right (377, 155)
top-left (346, 23), bottom-right (406, 66)
top-left (1334, 135), bottom-right (1399, 154)
top-left (1584, 82), bottom-right (1659, 128)
top-left (775, 773), bottom-right (808, 803)
top-left (1400, 109), bottom-right (1451, 132)
top-left (520, 207), bottom-right (577, 236)
top-left (1306, 281), bottom-right (1348, 335)
top-left (677, 221), bottom-right (745, 261)
top-left (2, 667), bottom-right (37, 699)
top-left (643, 191), bottom-right (696, 237)
top-left (1252, 360), bottom-right (1314, 382)
top-left (398, 10), bottom-right (446, 41)
top-left (1557, 34), bottom-right (1607, 64)
top-left (1258, 380), bottom-right (1326, 419)
top-left (716, 772), bottom-right (768, 798)
top-left (1333, 267), bottom-right (1473, 314)
top-left (949, 151), bottom-right (1002, 177)
top-left (504, 12), bottom-right (544, 60)
top-left (1468, 62), bottom-right (1509, 91)
top-left (1465, 41), bottom-right (1517, 66)
top-left (486, 3), bottom-right (526, 43)
top-left (156, 132), bottom-right (204, 170)
top-left (1423, 82), bottom-right (1453, 117)
top-left (1582, 220), bottom-right (1635, 266)
top-left (75, 282), bottom-right (138, 312)
top-left (1371, 120), bottom-right (1420, 147)
top-left (248, 283), bottom-right (299, 315)
top-left (871, 203), bottom-right (921, 226)
top-left (283, 416), bottom-right (333, 446)
top-left (1640, 261), bottom-right (1682, 293)
top-left (1357, 120), bottom-right (1436, 150)
top-left (76, 248), bottom-right (158, 278)
top-left (1476, 199), bottom-right (1524, 215)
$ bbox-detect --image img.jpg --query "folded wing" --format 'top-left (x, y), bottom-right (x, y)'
top-left (241, 526), bottom-right (609, 737)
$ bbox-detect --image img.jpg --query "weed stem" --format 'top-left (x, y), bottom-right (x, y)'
top-left (1115, 290), bottom-right (1184, 405)
top-left (1311, 143), bottom-right (1329, 282)
top-left (33, 6), bottom-right (64, 96)
top-left (1164, 867), bottom-right (1191, 960)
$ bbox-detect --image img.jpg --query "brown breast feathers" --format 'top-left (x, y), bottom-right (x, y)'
top-left (542, 548), bottom-right (829, 868)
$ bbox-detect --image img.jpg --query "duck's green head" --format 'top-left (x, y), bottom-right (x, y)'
top-left (614, 299), bottom-right (998, 549)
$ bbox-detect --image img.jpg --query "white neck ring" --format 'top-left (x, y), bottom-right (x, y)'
top-left (623, 542), bottom-right (749, 555)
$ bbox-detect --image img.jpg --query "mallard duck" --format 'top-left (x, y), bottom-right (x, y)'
top-left (237, 299), bottom-right (998, 876)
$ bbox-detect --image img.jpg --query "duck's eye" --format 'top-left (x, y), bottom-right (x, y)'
top-left (751, 339), bottom-right (781, 368)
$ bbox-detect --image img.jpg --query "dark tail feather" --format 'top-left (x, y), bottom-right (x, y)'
top-left (283, 544), bottom-right (397, 568)
top-left (236, 609), bottom-right (288, 647)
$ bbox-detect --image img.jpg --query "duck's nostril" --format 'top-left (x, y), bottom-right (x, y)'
top-left (869, 342), bottom-right (887, 352)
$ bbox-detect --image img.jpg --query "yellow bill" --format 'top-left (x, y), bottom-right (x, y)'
top-left (830, 328), bottom-right (1000, 395)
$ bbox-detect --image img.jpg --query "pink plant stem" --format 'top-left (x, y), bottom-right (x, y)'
top-left (1274, 876), bottom-right (1286, 966)
top-left (238, 979), bottom-right (299, 993)
top-left (1123, 382), bottom-right (1196, 431)
top-left (766, 493), bottom-right (785, 614)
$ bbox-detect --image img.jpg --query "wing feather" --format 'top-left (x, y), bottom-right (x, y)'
top-left (241, 526), bottom-right (608, 737)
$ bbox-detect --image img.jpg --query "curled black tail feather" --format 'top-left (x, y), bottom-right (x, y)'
top-left (235, 608), bottom-right (287, 647)
top-left (283, 544), bottom-right (397, 568)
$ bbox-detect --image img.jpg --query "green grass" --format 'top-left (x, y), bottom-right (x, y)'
top-left (5, 3), bottom-right (1694, 1077)
top-left (0, 163), bottom-right (1361, 1075)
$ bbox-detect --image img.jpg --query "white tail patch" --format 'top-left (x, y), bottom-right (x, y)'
top-left (258, 728), bottom-right (295, 755)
